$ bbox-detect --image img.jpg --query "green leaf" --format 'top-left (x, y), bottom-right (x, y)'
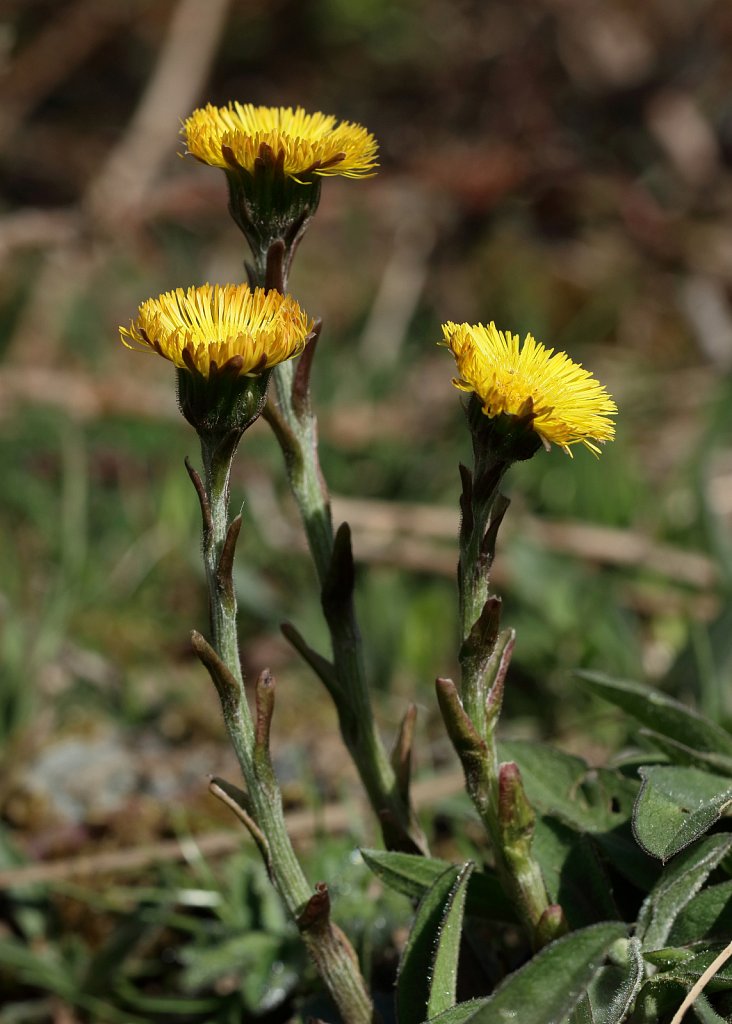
top-left (633, 975), bottom-right (729, 1023)
top-left (669, 879), bottom-right (732, 945)
top-left (0, 938), bottom-right (74, 999)
top-left (361, 849), bottom-right (517, 922)
top-left (362, 848), bottom-right (453, 900)
top-left (639, 729), bottom-right (732, 776)
top-left (397, 862), bottom-right (474, 1024)
top-left (643, 945), bottom-right (732, 991)
top-left (425, 922), bottom-right (627, 1024)
top-left (533, 817), bottom-right (618, 927)
top-left (585, 937), bottom-right (644, 1024)
top-left (667, 947), bottom-right (732, 990)
top-left (643, 946), bottom-right (696, 969)
top-left (637, 834), bottom-right (732, 950)
top-left (181, 931), bottom-right (299, 1012)
top-left (592, 823), bottom-right (660, 894)
top-left (500, 741), bottom-right (635, 833)
top-left (579, 673), bottom-right (732, 760)
top-left (568, 994), bottom-right (595, 1023)
top-left (500, 741), bottom-right (658, 889)
top-left (82, 917), bottom-right (152, 996)
top-left (688, 993), bottom-right (729, 1022)
top-left (633, 975), bottom-right (689, 1023)
top-left (420, 1001), bottom-right (488, 1024)
top-left (427, 862), bottom-right (475, 1019)
top-left (633, 766), bottom-right (732, 860)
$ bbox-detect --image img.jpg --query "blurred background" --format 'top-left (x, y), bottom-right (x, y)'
top-left (1, 0), bottom-right (732, 1019)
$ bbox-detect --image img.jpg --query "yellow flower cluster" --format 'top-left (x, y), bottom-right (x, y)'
top-left (183, 103), bottom-right (378, 180)
top-left (120, 283), bottom-right (312, 378)
top-left (442, 321), bottom-right (617, 456)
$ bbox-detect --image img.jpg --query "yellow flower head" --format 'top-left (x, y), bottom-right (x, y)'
top-left (441, 322), bottom-right (617, 456)
top-left (120, 283), bottom-right (313, 378)
top-left (183, 103), bottom-right (378, 180)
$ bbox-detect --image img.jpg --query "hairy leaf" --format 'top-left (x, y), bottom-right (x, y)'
top-left (361, 848), bottom-right (517, 922)
top-left (579, 673), bottom-right (732, 760)
top-left (637, 835), bottom-right (732, 950)
top-left (397, 862), bottom-right (474, 1024)
top-left (669, 880), bottom-right (732, 945)
top-left (585, 937), bottom-right (644, 1024)
top-left (425, 922), bottom-right (627, 1024)
top-left (633, 766), bottom-right (732, 860)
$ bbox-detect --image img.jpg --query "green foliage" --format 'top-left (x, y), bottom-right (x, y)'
top-left (579, 674), bottom-right (732, 760)
top-left (360, 849), bottom-right (517, 922)
top-left (395, 862), bottom-right (473, 1023)
top-left (424, 924), bottom-right (627, 1024)
top-left (634, 767), bottom-right (732, 860)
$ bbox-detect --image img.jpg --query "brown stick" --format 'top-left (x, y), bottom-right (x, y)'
top-left (0, 0), bottom-right (140, 147)
top-left (0, 771), bottom-right (465, 890)
top-left (85, 0), bottom-right (232, 226)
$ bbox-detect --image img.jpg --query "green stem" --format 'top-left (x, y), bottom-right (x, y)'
top-left (195, 434), bottom-right (373, 1023)
top-left (260, 245), bottom-right (427, 855)
top-left (272, 358), bottom-right (334, 578)
top-left (454, 460), bottom-right (555, 945)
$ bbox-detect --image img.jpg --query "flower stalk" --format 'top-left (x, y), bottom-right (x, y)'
top-left (181, 102), bottom-right (426, 854)
top-left (438, 398), bottom-right (563, 948)
top-left (435, 320), bottom-right (616, 947)
top-left (187, 434), bottom-right (373, 1024)
top-left (255, 237), bottom-right (428, 855)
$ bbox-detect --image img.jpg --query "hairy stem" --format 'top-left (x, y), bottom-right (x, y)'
top-left (260, 242), bottom-right (427, 854)
top-left (451, 453), bottom-right (557, 946)
top-left (192, 435), bottom-right (373, 1023)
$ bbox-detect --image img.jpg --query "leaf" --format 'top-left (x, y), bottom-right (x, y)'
top-left (667, 947), bottom-right (732, 990)
top-left (585, 937), bottom-right (644, 1024)
top-left (362, 848), bottom-right (453, 900)
top-left (639, 729), bottom-right (732, 776)
top-left (633, 766), bottom-right (732, 860)
top-left (643, 946), bottom-right (696, 969)
top-left (181, 931), bottom-right (300, 1012)
top-left (427, 862), bottom-right (475, 1018)
top-left (669, 880), bottom-right (732, 945)
top-left (579, 673), bottom-right (732, 760)
top-left (637, 835), bottom-right (732, 950)
top-left (688, 993), bottom-right (729, 1022)
top-left (500, 741), bottom-right (634, 833)
top-left (82, 916), bottom-right (152, 996)
top-left (425, 922), bottom-right (627, 1024)
top-left (499, 741), bottom-right (658, 889)
top-left (533, 816), bottom-right (618, 927)
top-left (633, 975), bottom-right (690, 1023)
top-left (643, 945), bottom-right (732, 991)
top-left (421, 1001), bottom-right (489, 1024)
top-left (592, 822), bottom-right (661, 894)
top-left (397, 862), bottom-right (474, 1024)
top-left (361, 849), bottom-right (517, 922)
top-left (0, 938), bottom-right (74, 999)
top-left (568, 994), bottom-right (595, 1023)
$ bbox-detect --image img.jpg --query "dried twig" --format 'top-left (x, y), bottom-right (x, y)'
top-left (358, 184), bottom-right (437, 367)
top-left (0, 771), bottom-right (464, 890)
top-left (330, 495), bottom-right (718, 590)
top-left (4, 0), bottom-right (231, 367)
top-left (85, 0), bottom-right (231, 227)
top-left (0, 0), bottom-right (140, 147)
top-left (669, 938), bottom-right (732, 1024)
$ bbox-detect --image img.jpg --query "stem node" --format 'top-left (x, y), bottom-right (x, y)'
top-left (191, 629), bottom-right (241, 710)
top-left (209, 777), bottom-right (271, 870)
top-left (185, 457), bottom-right (212, 536)
top-left (217, 513), bottom-right (242, 599)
